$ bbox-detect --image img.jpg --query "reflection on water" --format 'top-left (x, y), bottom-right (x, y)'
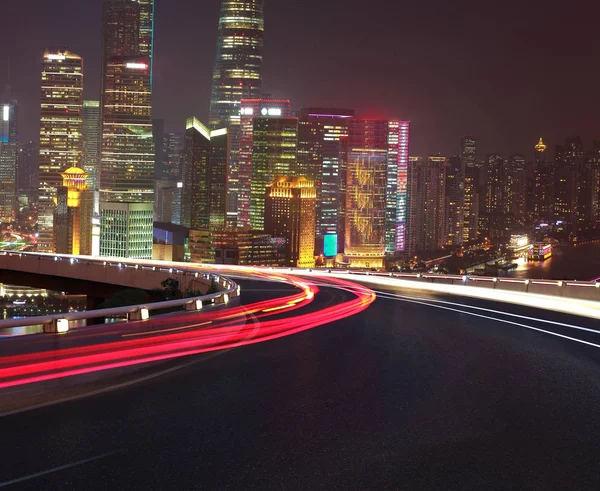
top-left (505, 241), bottom-right (600, 281)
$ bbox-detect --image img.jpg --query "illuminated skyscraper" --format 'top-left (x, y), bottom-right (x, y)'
top-left (533, 137), bottom-right (553, 222)
top-left (138, 0), bottom-right (155, 87)
top-left (250, 116), bottom-right (298, 231)
top-left (461, 135), bottom-right (478, 242)
top-left (100, 56), bottom-right (153, 204)
top-left (17, 142), bottom-right (38, 197)
top-left (209, 0), bottom-right (264, 130)
top-left (209, 0), bottom-right (264, 216)
top-left (182, 117), bottom-right (229, 231)
top-left (99, 55), bottom-right (154, 258)
top-left (0, 101), bottom-right (18, 222)
top-left (236, 98), bottom-right (291, 228)
top-left (297, 108), bottom-right (354, 256)
top-left (102, 0), bottom-right (141, 66)
top-left (82, 100), bottom-right (101, 189)
top-left (38, 49), bottom-right (83, 252)
top-left (407, 156), bottom-right (447, 256)
top-left (265, 177), bottom-right (316, 268)
top-left (553, 137), bottom-right (582, 224)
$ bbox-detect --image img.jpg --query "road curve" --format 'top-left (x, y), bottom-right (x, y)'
top-left (2, 277), bottom-right (600, 489)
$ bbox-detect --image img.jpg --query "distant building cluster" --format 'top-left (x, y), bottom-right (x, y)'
top-left (1, 0), bottom-right (599, 268)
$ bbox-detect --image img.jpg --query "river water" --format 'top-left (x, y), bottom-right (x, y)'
top-left (504, 240), bottom-right (600, 281)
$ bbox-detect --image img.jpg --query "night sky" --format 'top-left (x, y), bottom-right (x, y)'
top-left (2, 0), bottom-right (600, 158)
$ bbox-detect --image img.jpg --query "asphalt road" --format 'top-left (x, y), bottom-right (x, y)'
top-left (2, 280), bottom-right (600, 490)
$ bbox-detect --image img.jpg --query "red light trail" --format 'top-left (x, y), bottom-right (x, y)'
top-left (0, 273), bottom-right (375, 390)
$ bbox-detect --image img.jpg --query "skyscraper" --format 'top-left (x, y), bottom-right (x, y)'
top-left (102, 0), bottom-right (141, 67)
top-left (209, 0), bottom-right (264, 130)
top-left (265, 176), bottom-right (316, 268)
top-left (445, 156), bottom-right (463, 246)
top-left (17, 142), bottom-right (38, 197)
top-left (343, 121), bottom-right (389, 268)
top-left (250, 116), bottom-right (298, 231)
top-left (407, 156), bottom-right (446, 256)
top-left (460, 135), bottom-right (478, 242)
top-left (484, 154), bottom-right (505, 214)
top-left (82, 100), bottom-right (101, 190)
top-left (553, 137), bottom-right (582, 224)
top-left (138, 0), bottom-right (155, 87)
top-left (507, 154), bottom-right (526, 219)
top-left (533, 137), bottom-right (553, 222)
top-left (0, 101), bottom-right (18, 222)
top-left (209, 0), bottom-right (264, 220)
top-left (182, 117), bottom-right (229, 231)
top-left (38, 49), bottom-right (83, 252)
top-left (236, 98), bottom-right (291, 228)
top-left (99, 55), bottom-right (154, 258)
top-left (297, 108), bottom-right (354, 254)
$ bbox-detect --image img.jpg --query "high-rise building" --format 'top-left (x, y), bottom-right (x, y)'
top-left (82, 100), bottom-right (101, 189)
top-left (445, 156), bottom-right (463, 246)
top-left (100, 55), bottom-right (154, 258)
top-left (0, 101), bottom-right (18, 222)
top-left (209, 0), bottom-right (264, 130)
top-left (236, 98), bottom-right (291, 228)
top-left (38, 49), bottom-right (84, 252)
top-left (102, 0), bottom-right (141, 66)
top-left (182, 117), bottom-right (229, 231)
top-left (17, 142), bottom-right (38, 196)
top-left (507, 154), bottom-right (526, 219)
top-left (394, 121), bottom-right (411, 253)
top-left (138, 0), bottom-right (155, 87)
top-left (209, 0), bottom-right (265, 215)
top-left (460, 135), bottom-right (478, 242)
top-left (407, 156), bottom-right (446, 256)
top-left (344, 141), bottom-right (388, 268)
top-left (152, 119), bottom-right (165, 179)
top-left (265, 176), bottom-right (316, 268)
top-left (100, 56), bottom-right (153, 204)
top-left (461, 135), bottom-right (476, 168)
top-left (533, 137), bottom-right (553, 222)
top-left (100, 201), bottom-right (154, 258)
top-left (54, 167), bottom-right (99, 255)
top-left (553, 137), bottom-right (583, 224)
top-left (484, 154), bottom-right (505, 214)
top-left (297, 108), bottom-right (354, 255)
top-left (164, 132), bottom-right (183, 179)
top-left (250, 116), bottom-right (298, 231)
top-left (588, 142), bottom-right (600, 226)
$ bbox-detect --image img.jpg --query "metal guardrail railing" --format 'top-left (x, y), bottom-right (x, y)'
top-left (0, 252), bottom-right (239, 333)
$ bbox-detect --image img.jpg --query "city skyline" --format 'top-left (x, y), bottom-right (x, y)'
top-left (3, 1), bottom-right (600, 157)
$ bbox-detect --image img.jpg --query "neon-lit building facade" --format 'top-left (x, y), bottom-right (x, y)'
top-left (250, 116), bottom-right (298, 231)
top-left (297, 108), bottom-right (355, 256)
top-left (0, 101), bottom-right (18, 222)
top-left (344, 124), bottom-right (388, 267)
top-left (38, 49), bottom-right (83, 252)
top-left (236, 98), bottom-right (291, 228)
top-left (392, 120), bottom-right (410, 253)
top-left (265, 176), bottom-right (316, 268)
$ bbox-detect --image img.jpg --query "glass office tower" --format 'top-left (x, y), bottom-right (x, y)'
top-left (38, 49), bottom-right (83, 252)
top-left (82, 100), bottom-right (101, 190)
top-left (250, 116), bottom-right (298, 231)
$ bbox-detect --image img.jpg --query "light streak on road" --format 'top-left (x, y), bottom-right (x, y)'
top-left (0, 275), bottom-right (375, 390)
